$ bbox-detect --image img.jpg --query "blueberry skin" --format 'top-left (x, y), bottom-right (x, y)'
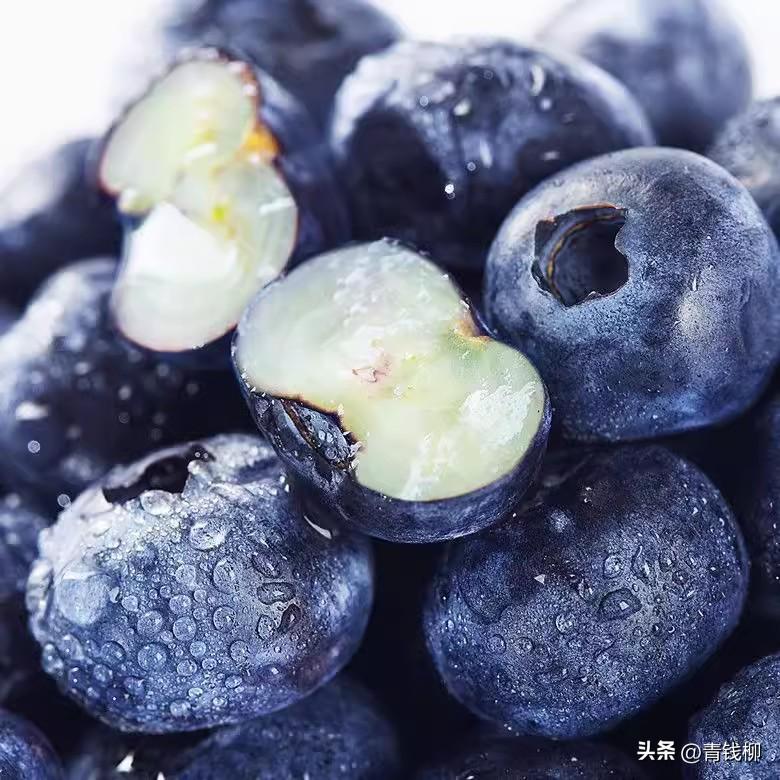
top-left (686, 654), bottom-right (780, 778)
top-left (416, 737), bottom-right (645, 779)
top-left (0, 495), bottom-right (48, 703)
top-left (26, 434), bottom-right (374, 733)
top-left (171, 677), bottom-right (400, 779)
top-left (236, 345), bottom-right (551, 545)
top-left (329, 39), bottom-right (654, 271)
top-left (485, 147), bottom-right (780, 442)
top-left (173, 0), bottom-right (400, 128)
top-left (0, 140), bottom-right (119, 308)
top-left (0, 709), bottom-right (62, 779)
top-left (539, 0), bottom-right (752, 151)
top-left (708, 99), bottom-right (780, 236)
top-left (0, 259), bottom-right (251, 505)
top-left (424, 446), bottom-right (748, 739)
top-left (740, 395), bottom-right (780, 620)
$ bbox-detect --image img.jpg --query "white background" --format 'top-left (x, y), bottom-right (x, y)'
top-left (0, 0), bottom-right (778, 183)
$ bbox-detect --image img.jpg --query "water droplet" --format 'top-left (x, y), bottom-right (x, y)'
top-left (177, 659), bottom-right (198, 676)
top-left (488, 635), bottom-right (507, 654)
top-left (101, 642), bottom-right (125, 665)
top-left (189, 641), bottom-right (207, 658)
top-left (175, 564), bottom-right (197, 586)
top-left (170, 701), bottom-right (190, 717)
top-left (631, 545), bottom-right (652, 582)
top-left (137, 643), bottom-right (168, 671)
top-left (169, 594), bottom-right (191, 614)
top-left (252, 553), bottom-right (281, 578)
top-left (603, 555), bottom-right (623, 578)
top-left (213, 606), bottom-right (236, 632)
top-left (278, 604), bottom-right (301, 634)
top-left (257, 615), bottom-right (275, 639)
top-left (140, 491), bottom-right (173, 516)
top-left (189, 520), bottom-right (228, 550)
top-left (257, 582), bottom-right (294, 605)
top-left (599, 589), bottom-right (641, 621)
top-left (124, 677), bottom-right (144, 697)
top-left (212, 558), bottom-right (240, 593)
top-left (137, 610), bottom-right (164, 637)
top-left (555, 612), bottom-right (576, 634)
top-left (452, 98), bottom-right (472, 117)
top-left (172, 616), bottom-right (197, 641)
top-left (225, 675), bottom-right (242, 689)
top-left (230, 640), bottom-right (249, 664)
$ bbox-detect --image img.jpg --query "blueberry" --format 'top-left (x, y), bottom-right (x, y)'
top-left (539, 0), bottom-right (752, 150)
top-left (708, 98), bottom-right (780, 236)
top-left (329, 39), bottom-right (653, 271)
top-left (416, 736), bottom-right (646, 779)
top-left (687, 654), bottom-right (780, 778)
top-left (66, 726), bottom-right (198, 779)
top-left (423, 446), bottom-right (748, 739)
top-left (739, 395), bottom-right (780, 620)
top-left (0, 709), bottom-right (62, 779)
top-left (99, 48), bottom-right (348, 362)
top-left (485, 147), bottom-right (780, 442)
top-left (26, 434), bottom-right (373, 732)
top-left (170, 677), bottom-right (400, 778)
top-left (0, 259), bottom-right (251, 506)
top-left (172, 0), bottom-right (400, 128)
top-left (0, 140), bottom-right (119, 308)
top-left (234, 240), bottom-right (550, 543)
top-left (0, 494), bottom-right (47, 703)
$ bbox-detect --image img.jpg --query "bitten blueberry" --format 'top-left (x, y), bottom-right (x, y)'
top-left (26, 435), bottom-right (373, 733)
top-left (0, 140), bottom-right (119, 308)
top-left (708, 98), bottom-right (780, 236)
top-left (0, 260), bottom-right (250, 505)
top-left (416, 737), bottom-right (646, 779)
top-left (0, 709), bottom-right (62, 779)
top-left (424, 446), bottom-right (748, 739)
top-left (330, 39), bottom-right (653, 271)
top-left (172, 677), bottom-right (400, 779)
top-left (99, 48), bottom-right (349, 361)
top-left (173, 0), bottom-right (400, 127)
top-left (539, 0), bottom-right (752, 150)
top-left (687, 654), bottom-right (780, 778)
top-left (485, 147), bottom-right (780, 441)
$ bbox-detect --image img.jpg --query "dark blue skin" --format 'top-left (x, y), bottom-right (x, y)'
top-left (539, 0), bottom-right (752, 151)
top-left (416, 737), bottom-right (646, 779)
top-left (329, 39), bottom-right (654, 271)
top-left (170, 677), bottom-right (400, 779)
top-left (708, 99), bottom-right (780, 237)
top-left (0, 710), bottom-right (62, 779)
top-left (172, 0), bottom-right (400, 128)
top-left (485, 148), bottom-right (780, 442)
top-left (102, 51), bottom-right (349, 367)
top-left (26, 434), bottom-right (373, 733)
top-left (424, 446), bottom-right (748, 739)
top-left (686, 654), bottom-right (780, 778)
top-left (0, 260), bottom-right (252, 506)
top-left (0, 495), bottom-right (48, 704)
top-left (0, 140), bottom-right (119, 308)
top-left (739, 395), bottom-right (780, 621)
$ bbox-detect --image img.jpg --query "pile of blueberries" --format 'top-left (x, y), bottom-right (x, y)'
top-left (2, 0), bottom-right (780, 777)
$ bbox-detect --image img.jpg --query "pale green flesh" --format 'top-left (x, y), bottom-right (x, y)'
top-left (237, 242), bottom-right (546, 502)
top-left (100, 58), bottom-right (297, 353)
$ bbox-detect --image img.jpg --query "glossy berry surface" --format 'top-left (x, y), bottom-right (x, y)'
top-left (687, 654), bottom-right (780, 778)
top-left (0, 709), bottom-right (62, 779)
top-left (173, 0), bottom-right (400, 127)
top-left (539, 0), bottom-right (752, 150)
top-left (172, 677), bottom-right (400, 779)
top-left (424, 446), bottom-right (748, 739)
top-left (708, 98), bottom-right (780, 236)
top-left (0, 140), bottom-right (119, 308)
top-left (416, 736), bottom-right (646, 779)
top-left (485, 147), bottom-right (780, 441)
top-left (330, 39), bottom-right (653, 271)
top-left (26, 435), bottom-right (373, 732)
